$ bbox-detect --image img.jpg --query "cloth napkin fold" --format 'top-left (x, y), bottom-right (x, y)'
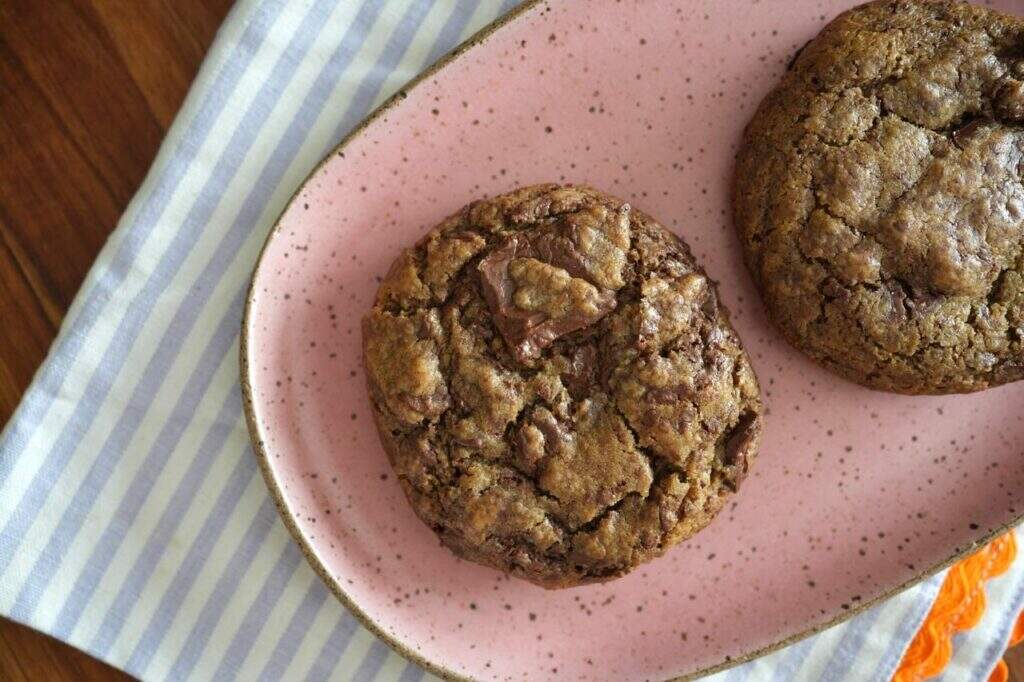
top-left (0, 0), bottom-right (1020, 679)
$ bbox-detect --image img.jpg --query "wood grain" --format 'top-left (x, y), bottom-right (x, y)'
top-left (1009, 642), bottom-right (1024, 682)
top-left (0, 0), bottom-right (232, 678)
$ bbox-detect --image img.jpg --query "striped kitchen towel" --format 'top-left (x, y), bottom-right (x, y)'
top-left (0, 1), bottom-right (1020, 680)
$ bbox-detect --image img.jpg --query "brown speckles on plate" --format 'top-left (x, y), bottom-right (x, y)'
top-left (240, 0), bottom-right (1024, 680)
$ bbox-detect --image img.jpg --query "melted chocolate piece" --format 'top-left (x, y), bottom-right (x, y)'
top-left (478, 234), bottom-right (617, 363)
top-left (721, 411), bottom-right (761, 490)
top-left (560, 345), bottom-right (598, 400)
top-left (532, 408), bottom-right (569, 455)
top-left (995, 79), bottom-right (1024, 121)
top-left (951, 118), bottom-right (987, 149)
top-left (646, 385), bottom-right (696, 404)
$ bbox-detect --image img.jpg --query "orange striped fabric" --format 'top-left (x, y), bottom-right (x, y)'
top-left (892, 533), bottom-right (1017, 682)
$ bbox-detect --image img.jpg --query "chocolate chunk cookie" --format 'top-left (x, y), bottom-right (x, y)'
top-left (363, 184), bottom-right (763, 588)
top-left (735, 0), bottom-right (1024, 394)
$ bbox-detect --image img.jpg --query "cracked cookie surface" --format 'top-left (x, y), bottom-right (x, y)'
top-left (363, 184), bottom-right (763, 588)
top-left (735, 0), bottom-right (1024, 394)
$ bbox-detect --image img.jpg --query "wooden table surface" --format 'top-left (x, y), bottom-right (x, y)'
top-left (0, 1), bottom-right (1021, 681)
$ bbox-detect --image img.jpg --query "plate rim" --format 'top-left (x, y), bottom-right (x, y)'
top-left (237, 2), bottom-right (1024, 679)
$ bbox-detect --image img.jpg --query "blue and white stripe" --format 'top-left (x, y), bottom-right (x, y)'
top-left (935, 551), bottom-right (1024, 682)
top-left (0, 1), bottom-right (1019, 680)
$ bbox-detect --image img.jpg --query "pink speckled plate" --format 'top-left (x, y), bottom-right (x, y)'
top-left (240, 1), bottom-right (1024, 679)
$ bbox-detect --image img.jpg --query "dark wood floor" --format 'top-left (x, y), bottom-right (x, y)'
top-left (1009, 645), bottom-right (1024, 681)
